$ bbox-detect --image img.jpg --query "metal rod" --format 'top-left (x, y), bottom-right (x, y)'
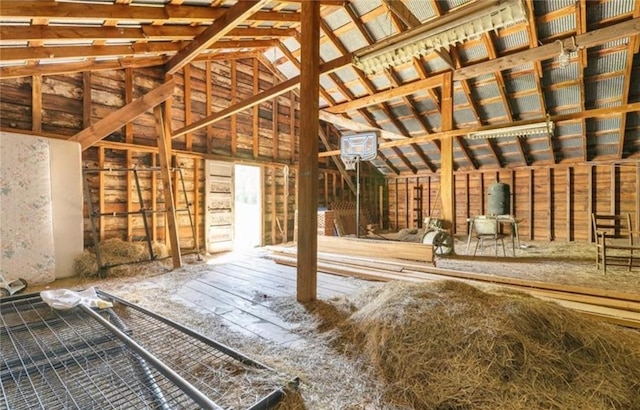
top-left (96, 290), bottom-right (271, 369)
top-left (104, 309), bottom-right (171, 410)
top-left (79, 304), bottom-right (223, 410)
top-left (133, 169), bottom-right (155, 260)
top-left (83, 176), bottom-right (104, 271)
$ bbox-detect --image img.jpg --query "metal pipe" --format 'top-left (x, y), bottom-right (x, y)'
top-left (79, 304), bottom-right (223, 410)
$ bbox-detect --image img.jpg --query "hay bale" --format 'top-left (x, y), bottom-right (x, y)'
top-left (345, 281), bottom-right (640, 410)
top-left (73, 239), bottom-right (170, 277)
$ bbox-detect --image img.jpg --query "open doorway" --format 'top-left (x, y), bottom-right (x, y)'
top-left (233, 164), bottom-right (262, 250)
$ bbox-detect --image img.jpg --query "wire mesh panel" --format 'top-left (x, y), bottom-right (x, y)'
top-left (1, 292), bottom-right (290, 410)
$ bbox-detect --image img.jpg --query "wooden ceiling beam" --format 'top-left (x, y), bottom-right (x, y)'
top-left (391, 146), bottom-right (418, 174)
top-left (618, 5), bottom-right (640, 159)
top-left (2, 2), bottom-right (299, 23)
top-left (376, 151), bottom-right (400, 175)
top-left (165, 0), bottom-right (269, 74)
top-left (378, 102), bottom-right (640, 151)
top-left (0, 40), bottom-right (279, 62)
top-left (454, 137), bottom-right (477, 170)
top-left (70, 80), bottom-right (175, 150)
top-left (408, 144), bottom-right (437, 173)
top-left (0, 26), bottom-right (297, 44)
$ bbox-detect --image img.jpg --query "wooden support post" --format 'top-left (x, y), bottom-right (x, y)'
top-left (32, 74), bottom-right (42, 133)
top-left (284, 166), bottom-right (289, 243)
top-left (194, 158), bottom-right (200, 250)
top-left (206, 61), bottom-right (213, 153)
top-left (566, 167), bottom-right (572, 241)
top-left (528, 169), bottom-right (533, 241)
top-left (440, 71), bottom-right (454, 231)
top-left (153, 104), bottom-right (182, 269)
top-left (465, 173), bottom-right (470, 221)
top-left (611, 164), bottom-right (617, 214)
top-left (296, 0), bottom-right (320, 302)
top-left (253, 58), bottom-right (260, 159)
top-left (83, 72), bottom-right (92, 129)
top-left (124, 68), bottom-right (133, 143)
top-left (151, 155), bottom-right (158, 241)
top-left (509, 170), bottom-right (515, 217)
top-left (405, 178), bottom-right (409, 228)
top-left (271, 166), bottom-right (277, 245)
top-left (184, 65), bottom-right (192, 151)
top-left (98, 147), bottom-right (105, 241)
top-left (126, 150), bottom-right (133, 241)
top-left (290, 91), bottom-right (296, 163)
top-left (636, 162), bottom-right (640, 232)
top-left (479, 173), bottom-right (485, 216)
top-left (231, 60), bottom-right (237, 155)
top-left (272, 74), bottom-right (279, 160)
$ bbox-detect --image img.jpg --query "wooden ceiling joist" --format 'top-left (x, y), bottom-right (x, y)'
top-left (165, 0), bottom-right (270, 74)
top-left (0, 40), bottom-right (280, 63)
top-left (1, 2), bottom-right (298, 23)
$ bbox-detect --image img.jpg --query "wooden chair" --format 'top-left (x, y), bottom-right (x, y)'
top-left (472, 216), bottom-right (506, 257)
top-left (591, 213), bottom-right (640, 274)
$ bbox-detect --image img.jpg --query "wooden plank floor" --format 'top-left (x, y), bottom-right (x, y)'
top-left (173, 251), bottom-right (372, 347)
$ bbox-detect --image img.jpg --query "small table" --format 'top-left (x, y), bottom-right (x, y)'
top-left (465, 215), bottom-right (520, 256)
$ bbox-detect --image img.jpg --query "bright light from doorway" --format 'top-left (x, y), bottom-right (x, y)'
top-left (234, 165), bottom-right (261, 250)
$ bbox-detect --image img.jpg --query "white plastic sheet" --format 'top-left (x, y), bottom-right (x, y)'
top-left (40, 287), bottom-right (113, 310)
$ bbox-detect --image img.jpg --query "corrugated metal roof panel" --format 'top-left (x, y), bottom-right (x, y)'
top-left (414, 98), bottom-right (438, 113)
top-left (533, 0), bottom-right (575, 15)
top-left (556, 136), bottom-right (582, 149)
top-left (529, 151), bottom-right (549, 162)
top-left (593, 144), bottom-right (620, 156)
top-left (458, 42), bottom-right (488, 63)
top-left (281, 37), bottom-right (299, 52)
top-left (424, 113), bottom-right (442, 130)
top-left (391, 105), bottom-right (412, 118)
top-left (585, 76), bottom-right (624, 104)
top-left (585, 51), bottom-right (627, 77)
top-left (595, 38), bottom-right (630, 51)
top-left (479, 101), bottom-right (508, 122)
top-left (329, 92), bottom-right (347, 103)
top-left (555, 107), bottom-right (581, 115)
top-left (544, 62), bottom-right (579, 85)
top-left (511, 94), bottom-right (542, 116)
top-left (398, 145), bottom-right (415, 155)
top-left (369, 75), bottom-right (390, 89)
top-left (439, 0), bottom-right (473, 13)
top-left (365, 13), bottom-right (397, 42)
top-left (529, 141), bottom-right (551, 152)
top-left (404, 0), bottom-right (436, 22)
top-left (277, 61), bottom-right (299, 78)
top-left (324, 8), bottom-right (351, 30)
top-left (339, 29), bottom-right (370, 52)
top-left (593, 132), bottom-right (620, 145)
top-left (594, 100), bottom-right (623, 109)
top-left (545, 85), bottom-right (581, 108)
top-left (423, 56), bottom-right (450, 72)
top-left (320, 76), bottom-right (334, 90)
top-left (402, 119), bottom-right (424, 134)
top-left (349, 0), bottom-right (380, 16)
top-left (556, 122), bottom-right (583, 136)
top-left (334, 67), bottom-right (358, 83)
top-left (538, 14), bottom-right (576, 39)
top-left (395, 66), bottom-right (419, 82)
top-left (453, 90), bottom-right (468, 105)
top-left (453, 108), bottom-right (478, 126)
top-left (505, 73), bottom-right (537, 93)
top-left (504, 62), bottom-right (535, 75)
top-left (587, 117), bottom-right (621, 132)
top-left (320, 40), bottom-right (341, 61)
top-left (494, 29), bottom-right (529, 53)
top-left (627, 112), bottom-right (640, 127)
top-left (587, 0), bottom-right (634, 23)
top-left (349, 83), bottom-right (369, 97)
top-left (472, 82), bottom-right (501, 100)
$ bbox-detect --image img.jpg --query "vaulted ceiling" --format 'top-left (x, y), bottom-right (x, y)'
top-left (1, 0), bottom-right (639, 175)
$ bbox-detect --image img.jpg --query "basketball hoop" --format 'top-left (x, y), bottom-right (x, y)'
top-left (343, 155), bottom-right (360, 171)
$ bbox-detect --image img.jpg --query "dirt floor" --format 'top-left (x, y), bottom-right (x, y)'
top-left (23, 239), bottom-right (640, 409)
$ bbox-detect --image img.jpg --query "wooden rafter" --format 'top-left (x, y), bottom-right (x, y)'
top-left (391, 146), bottom-right (417, 174)
top-left (408, 144), bottom-right (436, 173)
top-left (376, 151), bottom-right (400, 175)
top-left (165, 0), bottom-right (269, 74)
top-left (1, 2), bottom-right (298, 23)
top-left (318, 111), bottom-right (407, 140)
top-left (618, 3), bottom-right (640, 159)
top-left (575, 0), bottom-right (588, 162)
top-left (454, 136), bottom-right (477, 169)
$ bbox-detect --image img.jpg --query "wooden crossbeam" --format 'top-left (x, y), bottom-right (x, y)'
top-left (69, 81), bottom-right (175, 150)
top-left (165, 0), bottom-right (269, 74)
top-left (1, 2), bottom-right (297, 23)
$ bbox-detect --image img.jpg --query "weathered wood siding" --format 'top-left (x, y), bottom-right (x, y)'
top-left (388, 163), bottom-right (640, 242)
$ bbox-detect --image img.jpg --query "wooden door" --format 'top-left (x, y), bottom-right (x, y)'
top-left (205, 160), bottom-right (234, 253)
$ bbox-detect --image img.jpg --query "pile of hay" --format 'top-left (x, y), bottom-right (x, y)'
top-left (74, 238), bottom-right (169, 277)
top-left (343, 280), bottom-right (640, 410)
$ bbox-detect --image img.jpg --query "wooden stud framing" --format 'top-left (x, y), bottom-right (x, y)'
top-left (548, 168), bottom-right (553, 241)
top-left (588, 165), bottom-right (593, 242)
top-left (205, 60), bottom-right (213, 153)
top-left (98, 147), bottom-right (105, 241)
top-left (184, 64), bottom-right (192, 151)
top-left (231, 60), bottom-right (237, 155)
top-left (253, 58), bottom-right (260, 159)
top-left (566, 167), bottom-right (572, 241)
top-left (528, 169), bottom-right (533, 241)
top-left (440, 71), bottom-right (454, 229)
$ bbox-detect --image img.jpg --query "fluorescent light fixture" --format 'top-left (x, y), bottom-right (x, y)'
top-left (466, 120), bottom-right (554, 140)
top-left (353, 0), bottom-right (528, 75)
